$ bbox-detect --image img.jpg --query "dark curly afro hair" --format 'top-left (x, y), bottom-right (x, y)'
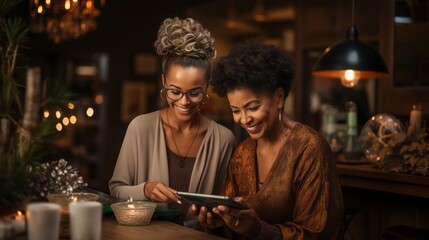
top-left (211, 41), bottom-right (294, 98)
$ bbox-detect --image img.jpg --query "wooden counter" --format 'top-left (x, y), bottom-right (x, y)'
top-left (17, 216), bottom-right (226, 240)
top-left (102, 216), bottom-right (225, 240)
top-left (337, 163), bottom-right (429, 199)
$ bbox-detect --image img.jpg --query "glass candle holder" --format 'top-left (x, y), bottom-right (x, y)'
top-left (111, 201), bottom-right (157, 226)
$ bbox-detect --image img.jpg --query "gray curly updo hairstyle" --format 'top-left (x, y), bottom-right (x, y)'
top-left (154, 17), bottom-right (216, 79)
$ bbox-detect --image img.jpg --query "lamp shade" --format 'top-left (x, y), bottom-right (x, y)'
top-left (313, 26), bottom-right (389, 80)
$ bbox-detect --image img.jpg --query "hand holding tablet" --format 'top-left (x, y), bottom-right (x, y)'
top-left (177, 192), bottom-right (246, 210)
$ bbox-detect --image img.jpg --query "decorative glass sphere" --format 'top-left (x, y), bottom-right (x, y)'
top-left (359, 114), bottom-right (406, 162)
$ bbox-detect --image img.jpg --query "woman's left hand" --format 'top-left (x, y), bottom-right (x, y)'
top-left (213, 197), bottom-right (262, 238)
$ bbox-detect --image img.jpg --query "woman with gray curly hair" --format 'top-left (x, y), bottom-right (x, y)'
top-left (109, 17), bottom-right (236, 227)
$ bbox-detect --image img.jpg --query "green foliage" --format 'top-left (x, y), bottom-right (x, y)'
top-left (0, 0), bottom-right (72, 213)
top-left (0, 0), bottom-right (21, 17)
top-left (0, 17), bottom-right (29, 45)
top-left (0, 0), bottom-right (26, 120)
top-left (41, 77), bottom-right (75, 108)
top-left (0, 137), bottom-right (34, 211)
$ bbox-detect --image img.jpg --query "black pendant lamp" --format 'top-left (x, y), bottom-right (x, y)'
top-left (312, 0), bottom-right (389, 88)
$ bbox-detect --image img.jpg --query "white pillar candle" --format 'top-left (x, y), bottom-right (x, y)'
top-left (408, 104), bottom-right (423, 137)
top-left (26, 203), bottom-right (61, 240)
top-left (69, 201), bottom-right (102, 240)
top-left (11, 211), bottom-right (26, 234)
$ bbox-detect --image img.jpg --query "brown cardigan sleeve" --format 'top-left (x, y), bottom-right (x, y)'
top-left (276, 128), bottom-right (343, 239)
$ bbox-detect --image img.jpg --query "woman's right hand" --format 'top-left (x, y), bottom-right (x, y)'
top-left (144, 181), bottom-right (180, 203)
top-left (190, 204), bottom-right (225, 229)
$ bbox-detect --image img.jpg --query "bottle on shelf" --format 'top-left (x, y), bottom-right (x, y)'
top-left (344, 101), bottom-right (362, 161)
top-left (324, 107), bottom-right (342, 153)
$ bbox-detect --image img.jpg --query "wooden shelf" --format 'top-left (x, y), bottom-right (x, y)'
top-left (337, 163), bottom-right (429, 199)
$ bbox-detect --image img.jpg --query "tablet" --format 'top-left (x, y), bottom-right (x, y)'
top-left (177, 192), bottom-right (245, 210)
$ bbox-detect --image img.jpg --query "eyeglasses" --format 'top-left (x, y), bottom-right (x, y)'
top-left (162, 88), bottom-right (205, 103)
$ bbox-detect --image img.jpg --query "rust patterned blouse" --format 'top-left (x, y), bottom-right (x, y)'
top-left (222, 122), bottom-right (344, 240)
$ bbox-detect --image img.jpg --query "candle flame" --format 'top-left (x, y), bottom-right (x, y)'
top-left (15, 211), bottom-right (24, 220)
top-left (71, 196), bottom-right (78, 202)
top-left (127, 196), bottom-right (135, 208)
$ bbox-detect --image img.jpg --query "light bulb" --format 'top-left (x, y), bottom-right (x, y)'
top-left (340, 70), bottom-right (360, 88)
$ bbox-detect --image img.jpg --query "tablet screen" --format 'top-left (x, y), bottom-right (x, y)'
top-left (177, 192), bottom-right (245, 209)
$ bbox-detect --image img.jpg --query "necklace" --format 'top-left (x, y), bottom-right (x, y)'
top-left (166, 109), bottom-right (200, 168)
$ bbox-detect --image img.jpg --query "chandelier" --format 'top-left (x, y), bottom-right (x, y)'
top-left (29, 0), bottom-right (106, 43)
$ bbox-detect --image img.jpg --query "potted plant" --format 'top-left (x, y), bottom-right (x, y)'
top-left (0, 0), bottom-right (73, 215)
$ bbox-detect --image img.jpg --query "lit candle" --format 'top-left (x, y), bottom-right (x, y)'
top-left (111, 200), bottom-right (157, 226)
top-left (408, 103), bottom-right (423, 137)
top-left (127, 196), bottom-right (135, 208)
top-left (11, 211), bottom-right (26, 234)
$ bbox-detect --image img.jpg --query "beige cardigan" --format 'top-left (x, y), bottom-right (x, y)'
top-left (109, 111), bottom-right (236, 201)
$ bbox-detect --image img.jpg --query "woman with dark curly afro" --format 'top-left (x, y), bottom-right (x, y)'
top-left (191, 42), bottom-right (344, 239)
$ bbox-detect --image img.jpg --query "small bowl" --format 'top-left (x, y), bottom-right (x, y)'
top-left (47, 192), bottom-right (100, 208)
top-left (111, 201), bottom-right (157, 226)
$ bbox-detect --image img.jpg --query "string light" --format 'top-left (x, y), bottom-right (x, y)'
top-left (70, 115), bottom-right (77, 124)
top-left (86, 107), bottom-right (94, 117)
top-left (62, 117), bottom-right (70, 126)
top-left (68, 103), bottom-right (75, 109)
top-left (95, 94), bottom-right (103, 104)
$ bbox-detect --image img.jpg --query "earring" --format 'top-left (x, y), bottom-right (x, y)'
top-left (278, 108), bottom-right (282, 123)
top-left (201, 94), bottom-right (209, 105)
top-left (160, 88), bottom-right (167, 100)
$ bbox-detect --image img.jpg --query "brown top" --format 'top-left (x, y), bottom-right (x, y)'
top-left (167, 147), bottom-right (196, 214)
top-left (167, 147), bottom-right (197, 192)
top-left (222, 122), bottom-right (344, 240)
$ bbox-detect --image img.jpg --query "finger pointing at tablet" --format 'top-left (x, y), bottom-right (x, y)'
top-left (144, 181), bottom-right (181, 203)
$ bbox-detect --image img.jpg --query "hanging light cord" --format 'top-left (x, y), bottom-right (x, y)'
top-left (347, 0), bottom-right (358, 40)
top-left (351, 0), bottom-right (355, 26)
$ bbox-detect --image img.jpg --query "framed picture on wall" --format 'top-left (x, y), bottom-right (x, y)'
top-left (121, 81), bottom-right (155, 123)
top-left (133, 53), bottom-right (158, 76)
